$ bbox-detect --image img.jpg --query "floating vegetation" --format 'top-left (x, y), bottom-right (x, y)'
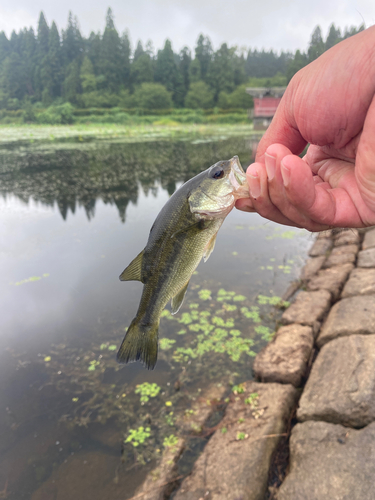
top-left (11, 273), bottom-right (50, 286)
top-left (135, 382), bottom-right (161, 403)
top-left (266, 230), bottom-right (297, 240)
top-left (159, 338), bottom-right (176, 350)
top-left (254, 325), bottom-right (274, 342)
top-left (125, 427), bottom-right (151, 447)
top-left (198, 289), bottom-right (212, 300)
top-left (257, 295), bottom-right (290, 309)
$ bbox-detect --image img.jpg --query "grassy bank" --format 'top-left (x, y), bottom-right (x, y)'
top-left (0, 122), bottom-right (261, 147)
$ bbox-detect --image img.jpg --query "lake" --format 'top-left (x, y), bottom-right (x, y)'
top-left (0, 129), bottom-right (312, 499)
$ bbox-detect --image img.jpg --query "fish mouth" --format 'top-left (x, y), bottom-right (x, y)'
top-left (228, 156), bottom-right (249, 199)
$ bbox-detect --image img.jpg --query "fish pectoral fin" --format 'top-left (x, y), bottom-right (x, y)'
top-left (171, 281), bottom-right (190, 315)
top-left (203, 233), bottom-right (218, 262)
top-left (119, 250), bottom-right (144, 282)
top-left (170, 219), bottom-right (210, 239)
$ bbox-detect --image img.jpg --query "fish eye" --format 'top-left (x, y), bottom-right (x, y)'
top-left (211, 167), bottom-right (224, 179)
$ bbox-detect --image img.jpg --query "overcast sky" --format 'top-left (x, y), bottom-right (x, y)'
top-left (0, 0), bottom-right (373, 54)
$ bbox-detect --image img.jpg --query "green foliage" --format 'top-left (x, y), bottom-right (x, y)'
top-left (198, 289), bottom-right (212, 300)
top-left (218, 85), bottom-right (253, 109)
top-left (133, 83), bottom-right (173, 110)
top-left (232, 383), bottom-right (245, 394)
top-left (125, 426), bottom-right (151, 447)
top-left (135, 382), bottom-right (161, 403)
top-left (0, 14), bottom-right (365, 118)
top-left (257, 295), bottom-right (290, 308)
top-left (185, 81), bottom-right (214, 109)
top-left (37, 103), bottom-right (74, 124)
top-left (163, 434), bottom-right (179, 448)
top-left (159, 338), bottom-right (176, 350)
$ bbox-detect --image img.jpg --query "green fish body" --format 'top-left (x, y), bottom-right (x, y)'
top-left (117, 156), bottom-right (248, 369)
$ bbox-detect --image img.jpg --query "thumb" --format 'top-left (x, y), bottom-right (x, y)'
top-left (356, 94), bottom-right (375, 213)
top-left (255, 83), bottom-right (307, 163)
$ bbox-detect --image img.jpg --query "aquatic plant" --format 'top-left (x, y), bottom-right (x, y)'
top-left (163, 434), bottom-right (179, 448)
top-left (257, 295), bottom-right (290, 308)
top-left (254, 325), bottom-right (274, 342)
top-left (125, 426), bottom-right (151, 447)
top-left (135, 382), bottom-right (161, 403)
top-left (159, 338), bottom-right (176, 350)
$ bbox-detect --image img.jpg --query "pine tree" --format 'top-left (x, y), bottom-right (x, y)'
top-left (206, 43), bottom-right (235, 100)
top-left (179, 47), bottom-right (191, 94)
top-left (0, 31), bottom-right (10, 64)
top-left (120, 31), bottom-right (131, 88)
top-left (325, 24), bottom-right (341, 50)
top-left (308, 26), bottom-right (325, 62)
top-left (195, 35), bottom-right (212, 82)
top-left (133, 41), bottom-right (144, 62)
top-left (99, 8), bottom-right (123, 93)
top-left (80, 56), bottom-right (96, 92)
top-left (47, 22), bottom-right (62, 98)
top-left (154, 40), bottom-right (184, 106)
top-left (62, 12), bottom-right (83, 66)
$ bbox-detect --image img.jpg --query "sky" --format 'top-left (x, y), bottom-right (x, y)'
top-left (0, 0), bottom-right (373, 54)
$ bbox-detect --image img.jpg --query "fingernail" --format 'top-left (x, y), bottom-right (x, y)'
top-left (281, 160), bottom-right (290, 187)
top-left (265, 153), bottom-right (276, 181)
top-left (248, 165), bottom-right (261, 199)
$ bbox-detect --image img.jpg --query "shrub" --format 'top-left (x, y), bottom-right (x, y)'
top-left (184, 82), bottom-right (214, 109)
top-left (133, 83), bottom-right (173, 110)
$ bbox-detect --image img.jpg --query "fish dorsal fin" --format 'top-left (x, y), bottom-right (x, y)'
top-left (203, 233), bottom-right (217, 262)
top-left (119, 250), bottom-right (144, 282)
top-left (171, 281), bottom-right (189, 315)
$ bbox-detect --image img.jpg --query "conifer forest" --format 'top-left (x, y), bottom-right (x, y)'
top-left (0, 8), bottom-right (364, 123)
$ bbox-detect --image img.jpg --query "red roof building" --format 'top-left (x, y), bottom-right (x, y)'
top-left (246, 87), bottom-right (286, 130)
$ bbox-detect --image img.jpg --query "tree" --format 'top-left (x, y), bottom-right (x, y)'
top-left (120, 31), bottom-right (131, 88)
top-left (133, 41), bottom-right (144, 61)
top-left (286, 50), bottom-right (308, 82)
top-left (185, 81), bottom-right (214, 109)
top-left (133, 82), bottom-right (172, 109)
top-left (206, 43), bottom-right (236, 100)
top-left (218, 85), bottom-right (253, 109)
top-left (62, 11), bottom-right (83, 66)
top-left (80, 56), bottom-right (96, 92)
top-left (47, 22), bottom-right (62, 98)
top-left (154, 40), bottom-right (184, 106)
top-left (179, 46), bottom-right (191, 94)
top-left (195, 34), bottom-right (212, 81)
top-left (308, 26), bottom-right (325, 63)
top-left (131, 53), bottom-right (154, 86)
top-left (63, 59), bottom-right (81, 103)
top-left (99, 8), bottom-right (123, 93)
top-left (325, 24), bottom-right (341, 50)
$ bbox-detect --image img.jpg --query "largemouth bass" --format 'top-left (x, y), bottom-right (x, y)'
top-left (118, 156), bottom-right (249, 369)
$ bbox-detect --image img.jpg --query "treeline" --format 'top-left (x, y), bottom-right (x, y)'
top-left (0, 8), bottom-right (365, 118)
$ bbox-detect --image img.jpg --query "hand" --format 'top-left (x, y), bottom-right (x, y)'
top-left (236, 26), bottom-right (375, 231)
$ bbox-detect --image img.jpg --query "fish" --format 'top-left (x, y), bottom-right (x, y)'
top-left (117, 156), bottom-right (249, 369)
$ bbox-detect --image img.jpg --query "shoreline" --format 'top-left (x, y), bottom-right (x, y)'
top-left (130, 227), bottom-right (375, 499)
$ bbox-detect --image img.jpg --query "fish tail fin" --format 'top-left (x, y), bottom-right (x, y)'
top-left (117, 318), bottom-right (159, 370)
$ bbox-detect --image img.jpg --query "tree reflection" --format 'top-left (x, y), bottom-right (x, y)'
top-left (0, 137), bottom-right (251, 221)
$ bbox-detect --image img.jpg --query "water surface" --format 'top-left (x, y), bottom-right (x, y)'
top-left (0, 134), bottom-right (312, 499)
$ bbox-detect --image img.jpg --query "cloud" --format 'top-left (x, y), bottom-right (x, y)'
top-left (0, 0), bottom-right (372, 54)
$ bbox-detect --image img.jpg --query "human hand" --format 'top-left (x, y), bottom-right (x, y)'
top-left (236, 26), bottom-right (375, 231)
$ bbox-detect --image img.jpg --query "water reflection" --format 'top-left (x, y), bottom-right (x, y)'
top-left (0, 137), bottom-right (252, 222)
top-left (0, 136), bottom-right (312, 500)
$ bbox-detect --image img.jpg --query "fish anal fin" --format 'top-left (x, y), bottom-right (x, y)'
top-left (203, 233), bottom-right (217, 262)
top-left (119, 250), bottom-right (144, 282)
top-left (171, 281), bottom-right (190, 315)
